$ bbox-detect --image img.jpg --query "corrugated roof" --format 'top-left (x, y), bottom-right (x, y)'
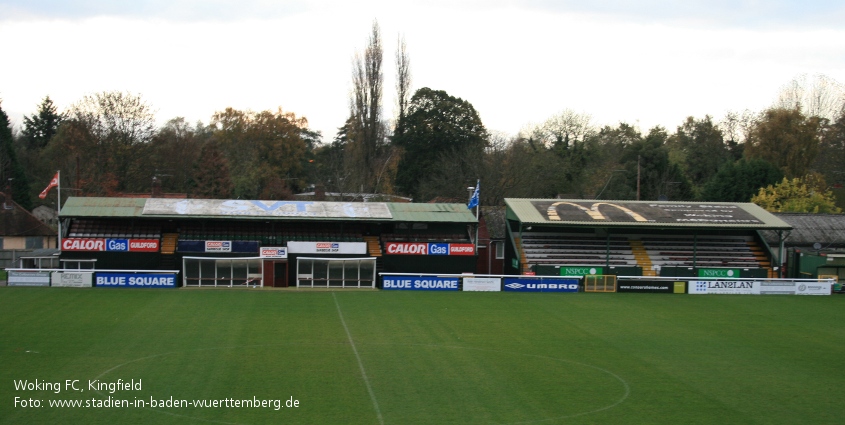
top-left (59, 197), bottom-right (476, 224)
top-left (60, 197), bottom-right (148, 217)
top-left (505, 198), bottom-right (792, 230)
top-left (387, 203), bottom-right (476, 223)
top-left (761, 213), bottom-right (845, 247)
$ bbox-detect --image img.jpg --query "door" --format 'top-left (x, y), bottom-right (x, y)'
top-left (274, 261), bottom-right (288, 287)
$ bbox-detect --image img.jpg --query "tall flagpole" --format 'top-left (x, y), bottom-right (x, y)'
top-left (57, 170), bottom-right (61, 249)
top-left (474, 179), bottom-right (480, 254)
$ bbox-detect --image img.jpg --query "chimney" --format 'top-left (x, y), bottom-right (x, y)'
top-left (151, 176), bottom-right (162, 198)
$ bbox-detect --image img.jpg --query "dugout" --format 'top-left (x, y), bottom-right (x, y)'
top-left (58, 197), bottom-right (477, 287)
top-left (504, 199), bottom-right (792, 279)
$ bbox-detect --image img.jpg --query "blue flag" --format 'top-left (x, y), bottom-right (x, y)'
top-left (467, 180), bottom-right (480, 209)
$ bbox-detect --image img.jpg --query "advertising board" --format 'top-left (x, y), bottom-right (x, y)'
top-left (384, 242), bottom-right (475, 256)
top-left (8, 271), bottom-right (51, 287)
top-left (795, 282), bottom-right (832, 295)
top-left (688, 280), bottom-right (760, 294)
top-left (61, 238), bottom-right (160, 252)
top-left (287, 242), bottom-right (367, 255)
top-left (503, 278), bottom-right (579, 293)
top-left (95, 273), bottom-right (177, 288)
top-left (51, 272), bottom-right (94, 288)
top-left (698, 268), bottom-right (741, 278)
top-left (560, 266), bottom-right (603, 276)
top-left (259, 247), bottom-right (288, 259)
top-left (462, 277), bottom-right (501, 292)
top-left (617, 282), bottom-right (674, 293)
top-left (690, 280), bottom-right (831, 295)
top-left (205, 241), bottom-right (232, 252)
top-left (382, 275), bottom-right (459, 291)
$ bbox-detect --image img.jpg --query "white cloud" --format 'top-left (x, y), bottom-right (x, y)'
top-left (1, 2), bottom-right (844, 142)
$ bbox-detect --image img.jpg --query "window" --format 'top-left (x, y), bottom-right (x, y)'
top-left (183, 257), bottom-right (263, 287)
top-left (495, 241), bottom-right (504, 259)
top-left (296, 257), bottom-right (376, 288)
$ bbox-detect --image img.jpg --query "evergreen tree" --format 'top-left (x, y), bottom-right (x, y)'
top-left (0, 101), bottom-right (33, 210)
top-left (700, 158), bottom-right (783, 202)
top-left (22, 96), bottom-right (63, 150)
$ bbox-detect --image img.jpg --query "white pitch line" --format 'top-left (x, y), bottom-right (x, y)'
top-left (333, 292), bottom-right (385, 425)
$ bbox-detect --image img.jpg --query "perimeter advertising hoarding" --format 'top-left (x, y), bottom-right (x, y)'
top-left (51, 272), bottom-right (94, 288)
top-left (463, 277), bottom-right (501, 292)
top-left (503, 277), bottom-right (579, 293)
top-left (617, 282), bottom-right (674, 293)
top-left (95, 273), bottom-right (177, 288)
top-left (689, 280), bottom-right (760, 294)
top-left (7, 271), bottom-right (51, 287)
top-left (795, 282), bottom-right (832, 295)
top-left (689, 280), bottom-right (831, 295)
top-left (532, 201), bottom-right (762, 225)
top-left (382, 275), bottom-right (459, 291)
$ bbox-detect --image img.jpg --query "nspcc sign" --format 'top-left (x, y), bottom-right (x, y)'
top-left (95, 273), bottom-right (177, 288)
top-left (698, 268), bottom-right (741, 278)
top-left (503, 278), bottom-right (579, 292)
top-left (561, 267), bottom-right (603, 276)
top-left (382, 275), bottom-right (459, 291)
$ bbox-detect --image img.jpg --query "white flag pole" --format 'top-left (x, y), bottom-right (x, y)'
top-left (57, 170), bottom-right (61, 249)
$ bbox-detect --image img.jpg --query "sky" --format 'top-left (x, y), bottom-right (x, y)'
top-left (1, 0), bottom-right (844, 142)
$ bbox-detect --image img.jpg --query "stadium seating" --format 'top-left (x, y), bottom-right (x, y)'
top-left (517, 231), bottom-right (770, 271)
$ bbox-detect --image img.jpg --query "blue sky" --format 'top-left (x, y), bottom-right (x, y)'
top-left (1, 0), bottom-right (844, 141)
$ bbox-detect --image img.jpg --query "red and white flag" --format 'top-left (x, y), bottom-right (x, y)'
top-left (39, 172), bottom-right (59, 199)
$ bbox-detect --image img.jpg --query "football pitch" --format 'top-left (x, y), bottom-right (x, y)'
top-left (1, 288), bottom-right (843, 424)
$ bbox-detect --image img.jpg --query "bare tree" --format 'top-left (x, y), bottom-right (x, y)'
top-left (394, 34), bottom-right (412, 138)
top-left (775, 74), bottom-right (845, 121)
top-left (347, 20), bottom-right (386, 193)
top-left (522, 109), bottom-right (595, 148)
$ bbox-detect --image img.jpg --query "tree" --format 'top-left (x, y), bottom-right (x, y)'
top-left (520, 110), bottom-right (596, 197)
top-left (191, 141), bottom-right (233, 199)
top-left (47, 91), bottom-right (156, 195)
top-left (0, 101), bottom-right (32, 210)
top-left (621, 126), bottom-right (693, 201)
top-left (752, 174), bottom-right (842, 213)
top-left (699, 158), bottom-right (783, 202)
top-left (346, 20), bottom-right (388, 193)
top-left (210, 107), bottom-right (311, 199)
top-left (22, 96), bottom-right (63, 150)
top-left (669, 115), bottom-right (732, 190)
top-left (393, 88), bottom-right (488, 201)
top-left (814, 111), bottom-right (845, 187)
top-left (394, 34), bottom-right (412, 138)
top-left (775, 74), bottom-right (845, 121)
top-left (745, 107), bottom-right (824, 178)
top-left (143, 117), bottom-right (205, 194)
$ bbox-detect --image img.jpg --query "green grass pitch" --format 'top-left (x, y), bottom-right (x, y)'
top-left (1, 288), bottom-right (843, 424)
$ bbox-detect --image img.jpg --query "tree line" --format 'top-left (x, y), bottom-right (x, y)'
top-left (1, 22), bottom-right (844, 214)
